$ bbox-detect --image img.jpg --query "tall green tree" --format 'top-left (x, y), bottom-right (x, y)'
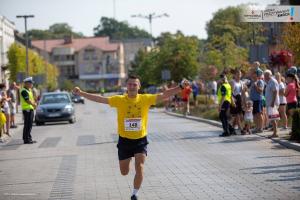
top-left (206, 6), bottom-right (266, 47)
top-left (94, 17), bottom-right (151, 40)
top-left (28, 23), bottom-right (83, 40)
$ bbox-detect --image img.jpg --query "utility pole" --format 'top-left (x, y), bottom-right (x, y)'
top-left (16, 15), bottom-right (34, 77)
top-left (131, 13), bottom-right (169, 36)
top-left (113, 0), bottom-right (116, 19)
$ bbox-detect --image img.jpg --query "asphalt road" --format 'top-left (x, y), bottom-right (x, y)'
top-left (0, 100), bottom-right (299, 200)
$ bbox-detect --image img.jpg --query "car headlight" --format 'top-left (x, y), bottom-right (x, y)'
top-left (63, 105), bottom-right (73, 113)
top-left (36, 107), bottom-right (44, 113)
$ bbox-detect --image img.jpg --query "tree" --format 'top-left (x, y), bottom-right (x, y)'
top-left (7, 43), bottom-right (59, 89)
top-left (281, 23), bottom-right (300, 66)
top-left (94, 17), bottom-right (151, 40)
top-left (131, 32), bottom-right (200, 85)
top-left (206, 6), bottom-right (266, 47)
top-left (28, 23), bottom-right (84, 40)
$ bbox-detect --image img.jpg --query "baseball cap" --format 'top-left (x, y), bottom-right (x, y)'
top-left (23, 77), bottom-right (34, 83)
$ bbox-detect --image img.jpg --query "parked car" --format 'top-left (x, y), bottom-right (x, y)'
top-left (35, 92), bottom-right (76, 125)
top-left (71, 93), bottom-right (85, 104)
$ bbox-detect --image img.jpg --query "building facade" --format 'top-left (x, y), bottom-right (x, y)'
top-left (32, 36), bottom-right (125, 91)
top-left (121, 38), bottom-right (153, 74)
top-left (0, 16), bottom-right (15, 83)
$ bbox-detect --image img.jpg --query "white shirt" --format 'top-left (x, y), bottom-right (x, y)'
top-left (232, 80), bottom-right (243, 96)
top-left (278, 82), bottom-right (287, 104)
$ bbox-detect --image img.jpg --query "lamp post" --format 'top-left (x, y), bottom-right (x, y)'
top-left (16, 15), bottom-right (34, 77)
top-left (131, 13), bottom-right (169, 36)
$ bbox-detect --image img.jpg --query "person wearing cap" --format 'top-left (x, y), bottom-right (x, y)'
top-left (218, 74), bottom-right (235, 137)
top-left (20, 77), bottom-right (37, 144)
top-left (249, 68), bottom-right (265, 133)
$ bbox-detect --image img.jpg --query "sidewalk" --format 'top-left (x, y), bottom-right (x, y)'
top-left (165, 110), bottom-right (300, 152)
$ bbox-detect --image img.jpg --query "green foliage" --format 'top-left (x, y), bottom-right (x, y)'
top-left (93, 17), bottom-right (151, 40)
top-left (291, 109), bottom-right (300, 141)
top-left (206, 6), bottom-right (266, 47)
top-left (7, 43), bottom-right (59, 89)
top-left (61, 79), bottom-right (74, 91)
top-left (198, 5), bottom-right (261, 80)
top-left (131, 32), bottom-right (199, 86)
top-left (28, 23), bottom-right (83, 40)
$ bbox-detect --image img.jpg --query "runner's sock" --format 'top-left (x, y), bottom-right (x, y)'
top-left (132, 189), bottom-right (139, 196)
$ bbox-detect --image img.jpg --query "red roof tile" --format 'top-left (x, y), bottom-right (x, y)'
top-left (31, 37), bottom-right (119, 52)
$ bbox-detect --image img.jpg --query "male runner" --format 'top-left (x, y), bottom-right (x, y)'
top-left (73, 75), bottom-right (189, 200)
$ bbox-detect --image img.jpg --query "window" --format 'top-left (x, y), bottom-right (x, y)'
top-left (84, 49), bottom-right (95, 60)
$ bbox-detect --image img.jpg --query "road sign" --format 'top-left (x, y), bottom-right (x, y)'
top-left (161, 69), bottom-right (171, 81)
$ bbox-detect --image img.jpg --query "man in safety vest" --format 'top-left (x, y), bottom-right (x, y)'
top-left (21, 77), bottom-right (37, 144)
top-left (73, 75), bottom-right (190, 200)
top-left (218, 74), bottom-right (236, 137)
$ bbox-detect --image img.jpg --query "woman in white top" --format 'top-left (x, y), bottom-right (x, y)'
top-left (275, 72), bottom-right (288, 129)
top-left (230, 69), bottom-right (244, 134)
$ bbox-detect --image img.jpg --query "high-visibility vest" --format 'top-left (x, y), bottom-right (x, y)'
top-left (217, 82), bottom-right (232, 104)
top-left (20, 88), bottom-right (34, 110)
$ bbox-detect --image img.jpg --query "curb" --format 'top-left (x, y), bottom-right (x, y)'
top-left (165, 111), bottom-right (222, 128)
top-left (165, 110), bottom-right (300, 152)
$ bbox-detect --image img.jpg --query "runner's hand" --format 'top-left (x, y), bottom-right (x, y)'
top-left (73, 87), bottom-right (81, 95)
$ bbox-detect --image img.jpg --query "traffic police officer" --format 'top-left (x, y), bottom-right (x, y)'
top-left (21, 77), bottom-right (37, 144)
top-left (218, 74), bottom-right (236, 137)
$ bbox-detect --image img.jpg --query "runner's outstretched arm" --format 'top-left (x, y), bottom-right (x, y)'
top-left (73, 87), bottom-right (108, 104)
top-left (156, 79), bottom-right (190, 103)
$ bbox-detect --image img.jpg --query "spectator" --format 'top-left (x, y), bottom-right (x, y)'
top-left (243, 100), bottom-right (253, 135)
top-left (0, 84), bottom-right (11, 136)
top-left (249, 68), bottom-right (265, 133)
top-left (181, 83), bottom-right (192, 116)
top-left (230, 69), bottom-right (244, 133)
top-left (275, 73), bottom-right (288, 129)
top-left (192, 81), bottom-right (199, 106)
top-left (264, 70), bottom-right (280, 138)
top-left (0, 98), bottom-right (7, 142)
top-left (7, 82), bottom-right (18, 128)
top-left (285, 73), bottom-right (299, 117)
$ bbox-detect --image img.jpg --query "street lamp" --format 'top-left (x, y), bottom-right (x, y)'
top-left (16, 15), bottom-right (34, 77)
top-left (131, 13), bottom-right (169, 36)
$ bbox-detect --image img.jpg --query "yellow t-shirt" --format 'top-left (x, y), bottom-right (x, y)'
top-left (108, 94), bottom-right (157, 139)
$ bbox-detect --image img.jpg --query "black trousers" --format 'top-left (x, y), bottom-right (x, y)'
top-left (23, 110), bottom-right (34, 142)
top-left (219, 101), bottom-right (234, 134)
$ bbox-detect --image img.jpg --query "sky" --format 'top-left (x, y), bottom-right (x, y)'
top-left (0, 0), bottom-right (278, 39)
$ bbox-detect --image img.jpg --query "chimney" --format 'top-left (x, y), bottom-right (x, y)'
top-left (63, 35), bottom-right (73, 44)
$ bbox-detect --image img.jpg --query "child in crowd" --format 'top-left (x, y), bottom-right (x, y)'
top-left (243, 100), bottom-right (253, 135)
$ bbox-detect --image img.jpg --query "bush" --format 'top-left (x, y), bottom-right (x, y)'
top-left (196, 95), bottom-right (215, 105)
top-left (290, 108), bottom-right (300, 141)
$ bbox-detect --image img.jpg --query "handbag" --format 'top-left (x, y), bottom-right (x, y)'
top-left (267, 106), bottom-right (280, 121)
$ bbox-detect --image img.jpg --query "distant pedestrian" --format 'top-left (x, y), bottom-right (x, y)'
top-left (20, 77), bottom-right (37, 144)
top-left (192, 81), bottom-right (199, 106)
top-left (181, 83), bottom-right (192, 116)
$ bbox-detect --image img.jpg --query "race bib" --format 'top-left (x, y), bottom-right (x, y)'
top-left (124, 118), bottom-right (142, 131)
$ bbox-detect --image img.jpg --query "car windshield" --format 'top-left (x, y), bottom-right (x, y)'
top-left (41, 94), bottom-right (71, 104)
